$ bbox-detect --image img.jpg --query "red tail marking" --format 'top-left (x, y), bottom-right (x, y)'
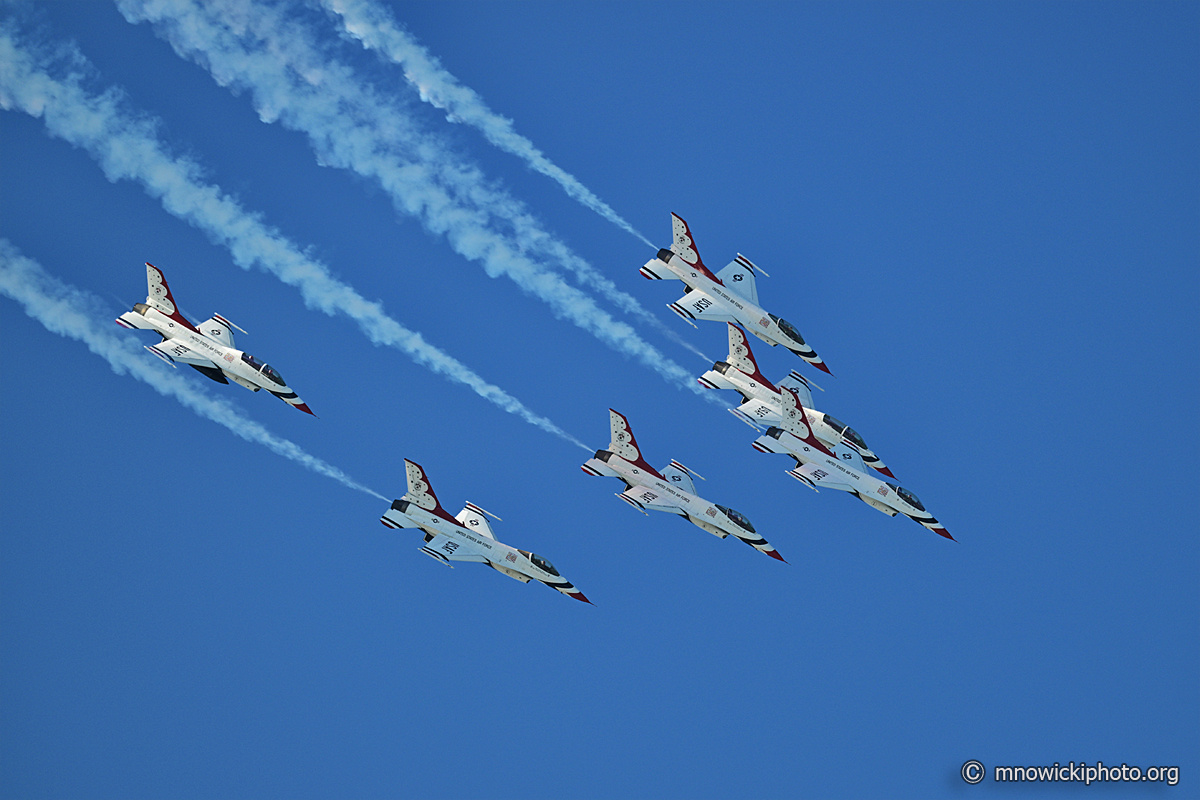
top-left (608, 409), bottom-right (665, 479)
top-left (144, 263), bottom-right (200, 333)
top-left (670, 213), bottom-right (722, 284)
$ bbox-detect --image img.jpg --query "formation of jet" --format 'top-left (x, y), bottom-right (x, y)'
top-left (699, 323), bottom-right (895, 478)
top-left (640, 213), bottom-right (831, 375)
top-left (381, 460), bottom-right (591, 603)
top-left (114, 200), bottom-right (948, 605)
top-left (751, 386), bottom-right (953, 541)
top-left (115, 263), bottom-right (313, 415)
top-left (581, 410), bottom-right (786, 562)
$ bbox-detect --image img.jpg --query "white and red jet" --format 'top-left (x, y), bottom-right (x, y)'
top-left (640, 213), bottom-right (831, 375)
top-left (581, 409), bottom-right (786, 562)
top-left (115, 263), bottom-right (313, 415)
top-left (381, 460), bottom-right (591, 603)
top-left (700, 323), bottom-right (895, 478)
top-left (752, 387), bottom-right (953, 541)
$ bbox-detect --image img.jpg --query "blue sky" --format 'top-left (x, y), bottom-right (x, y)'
top-left (1, 2), bottom-right (1196, 798)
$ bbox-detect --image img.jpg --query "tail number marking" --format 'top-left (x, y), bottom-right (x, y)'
top-left (692, 297), bottom-right (713, 313)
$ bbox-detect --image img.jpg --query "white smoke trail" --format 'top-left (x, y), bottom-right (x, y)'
top-left (0, 21), bottom-right (595, 449)
top-left (320, 0), bottom-right (655, 249)
top-left (115, 0), bottom-right (718, 388)
top-left (0, 239), bottom-right (387, 500)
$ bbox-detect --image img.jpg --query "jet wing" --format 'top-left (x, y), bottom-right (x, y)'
top-left (454, 503), bottom-right (497, 540)
top-left (196, 314), bottom-right (239, 348)
top-left (788, 462), bottom-right (856, 492)
top-left (735, 397), bottom-right (780, 427)
top-left (659, 463), bottom-right (698, 496)
top-left (775, 372), bottom-right (814, 408)
top-left (667, 289), bottom-right (738, 325)
top-left (617, 485), bottom-right (687, 515)
top-left (715, 255), bottom-right (760, 305)
top-left (147, 340), bottom-right (219, 369)
top-left (419, 533), bottom-right (490, 566)
top-left (829, 442), bottom-right (869, 473)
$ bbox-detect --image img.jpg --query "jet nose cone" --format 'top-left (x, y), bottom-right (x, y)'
top-left (765, 548), bottom-right (787, 563)
top-left (294, 402), bottom-right (316, 416)
top-left (569, 590), bottom-right (593, 604)
top-left (812, 360), bottom-right (833, 376)
top-left (876, 466), bottom-right (896, 479)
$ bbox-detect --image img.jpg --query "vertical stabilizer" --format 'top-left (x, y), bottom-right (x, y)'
top-left (143, 263), bottom-right (198, 332)
top-left (608, 410), bottom-right (663, 478)
top-left (778, 388), bottom-right (835, 457)
top-left (404, 460), bottom-right (444, 512)
top-left (669, 213), bottom-right (721, 283)
top-left (726, 324), bottom-right (769, 383)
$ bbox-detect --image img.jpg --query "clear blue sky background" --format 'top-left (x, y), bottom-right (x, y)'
top-left (2, 2), bottom-right (1196, 798)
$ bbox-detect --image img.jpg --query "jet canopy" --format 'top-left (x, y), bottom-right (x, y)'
top-left (886, 483), bottom-right (925, 511)
top-left (768, 313), bottom-right (806, 346)
top-left (714, 504), bottom-right (756, 533)
top-left (822, 413), bottom-right (868, 450)
top-left (240, 352), bottom-right (286, 386)
top-left (519, 549), bottom-right (560, 576)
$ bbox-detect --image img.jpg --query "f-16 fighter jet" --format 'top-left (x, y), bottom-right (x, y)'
top-left (581, 409), bottom-right (786, 562)
top-left (115, 263), bottom-right (313, 415)
top-left (381, 460), bottom-right (591, 603)
top-left (752, 387), bottom-right (953, 541)
top-left (700, 323), bottom-right (895, 478)
top-left (640, 213), bottom-right (831, 375)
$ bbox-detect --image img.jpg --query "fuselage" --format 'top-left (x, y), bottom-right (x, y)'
top-left (703, 360), bottom-right (892, 476)
top-left (753, 427), bottom-right (949, 538)
top-left (381, 501), bottom-right (571, 588)
top-left (643, 250), bottom-right (816, 358)
top-left (582, 449), bottom-right (748, 540)
top-left (119, 303), bottom-right (308, 408)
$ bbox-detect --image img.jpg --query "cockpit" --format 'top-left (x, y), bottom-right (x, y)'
top-left (886, 483), bottom-right (925, 511)
top-left (822, 413), bottom-right (868, 450)
top-left (240, 352), bottom-right (286, 386)
top-left (714, 504), bottom-right (756, 533)
top-left (768, 313), bottom-right (806, 345)
top-left (518, 549), bottom-right (560, 576)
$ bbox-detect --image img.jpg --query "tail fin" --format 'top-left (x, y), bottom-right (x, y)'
top-left (669, 214), bottom-right (721, 283)
top-left (403, 459), bottom-right (448, 516)
top-left (143, 263), bottom-right (198, 332)
top-left (608, 410), bottom-right (663, 478)
top-left (725, 324), bottom-right (769, 383)
top-left (778, 388), bottom-right (835, 457)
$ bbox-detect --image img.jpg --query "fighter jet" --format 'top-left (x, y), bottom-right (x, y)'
top-left (752, 387), bottom-right (953, 541)
top-left (115, 263), bottom-right (313, 415)
top-left (640, 213), bottom-right (831, 375)
top-left (700, 323), bottom-right (896, 478)
top-left (381, 459), bottom-right (591, 603)
top-left (581, 409), bottom-right (786, 562)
